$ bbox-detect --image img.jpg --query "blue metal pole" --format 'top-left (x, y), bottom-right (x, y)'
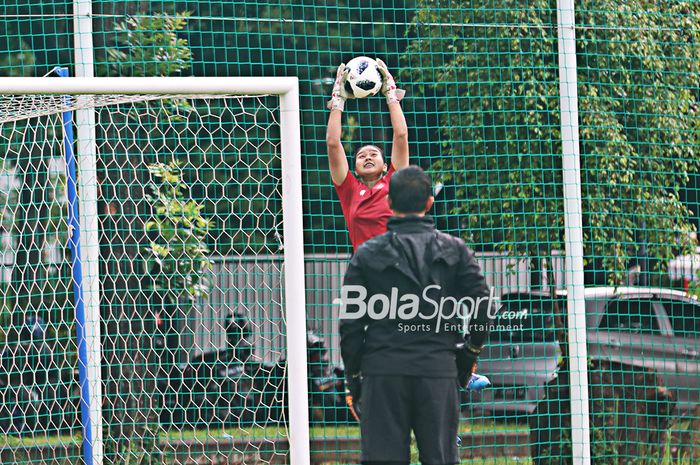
top-left (55, 66), bottom-right (94, 465)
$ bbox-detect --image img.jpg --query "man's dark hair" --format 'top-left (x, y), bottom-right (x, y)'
top-left (389, 165), bottom-right (432, 214)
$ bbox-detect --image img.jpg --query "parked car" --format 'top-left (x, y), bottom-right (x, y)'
top-left (467, 287), bottom-right (700, 418)
top-left (463, 291), bottom-right (563, 417)
top-left (585, 286), bottom-right (700, 414)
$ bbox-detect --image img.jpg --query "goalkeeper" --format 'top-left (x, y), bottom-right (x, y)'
top-left (339, 166), bottom-right (492, 465)
top-left (326, 58), bottom-right (409, 250)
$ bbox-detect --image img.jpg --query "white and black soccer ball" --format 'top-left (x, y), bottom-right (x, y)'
top-left (344, 56), bottom-right (382, 99)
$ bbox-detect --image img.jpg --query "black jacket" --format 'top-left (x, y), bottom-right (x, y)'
top-left (339, 215), bottom-right (492, 378)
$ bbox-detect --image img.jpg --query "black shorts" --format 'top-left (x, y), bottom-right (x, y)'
top-left (360, 375), bottom-right (460, 465)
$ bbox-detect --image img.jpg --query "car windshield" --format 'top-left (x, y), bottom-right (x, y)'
top-left (598, 299), bottom-right (660, 334)
top-left (660, 299), bottom-right (700, 337)
top-left (490, 296), bottom-right (558, 343)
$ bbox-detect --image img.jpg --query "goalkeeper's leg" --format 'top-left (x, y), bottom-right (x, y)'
top-left (360, 375), bottom-right (412, 463)
top-left (412, 377), bottom-right (460, 465)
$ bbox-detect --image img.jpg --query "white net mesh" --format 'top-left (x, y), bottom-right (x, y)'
top-left (0, 93), bottom-right (298, 464)
top-left (0, 94), bottom-right (186, 124)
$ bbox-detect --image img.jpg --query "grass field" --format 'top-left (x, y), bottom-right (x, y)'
top-left (2, 419), bottom-right (693, 465)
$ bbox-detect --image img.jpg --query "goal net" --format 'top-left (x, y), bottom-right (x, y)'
top-left (0, 77), bottom-right (309, 465)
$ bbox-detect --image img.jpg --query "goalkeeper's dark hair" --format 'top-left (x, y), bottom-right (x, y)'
top-left (353, 144), bottom-right (384, 162)
top-left (389, 165), bottom-right (433, 214)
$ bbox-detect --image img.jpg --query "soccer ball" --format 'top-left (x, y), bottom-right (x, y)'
top-left (344, 56), bottom-right (382, 99)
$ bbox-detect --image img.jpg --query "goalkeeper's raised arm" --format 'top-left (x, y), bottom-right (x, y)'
top-left (325, 58), bottom-right (409, 251)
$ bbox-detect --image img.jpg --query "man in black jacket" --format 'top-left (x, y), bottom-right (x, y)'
top-left (339, 165), bottom-right (492, 465)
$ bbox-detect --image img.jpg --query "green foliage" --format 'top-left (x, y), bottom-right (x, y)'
top-left (405, 0), bottom-right (700, 282)
top-left (143, 161), bottom-right (213, 305)
top-left (107, 13), bottom-right (192, 77)
top-left (0, 44), bottom-right (36, 78)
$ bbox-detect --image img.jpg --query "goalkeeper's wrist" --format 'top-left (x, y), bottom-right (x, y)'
top-left (327, 95), bottom-right (346, 112)
top-left (385, 88), bottom-right (405, 104)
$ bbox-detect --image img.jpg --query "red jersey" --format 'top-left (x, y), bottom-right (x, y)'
top-left (334, 165), bottom-right (396, 250)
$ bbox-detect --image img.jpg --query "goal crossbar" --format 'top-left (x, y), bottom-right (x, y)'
top-left (0, 76), bottom-right (300, 96)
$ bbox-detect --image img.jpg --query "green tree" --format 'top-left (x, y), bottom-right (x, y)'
top-left (97, 11), bottom-right (195, 461)
top-left (405, 0), bottom-right (700, 284)
top-left (143, 161), bottom-right (213, 366)
top-left (105, 12), bottom-right (192, 77)
top-left (0, 0), bottom-right (71, 77)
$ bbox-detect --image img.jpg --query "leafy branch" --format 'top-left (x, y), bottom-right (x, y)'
top-left (143, 161), bottom-right (213, 305)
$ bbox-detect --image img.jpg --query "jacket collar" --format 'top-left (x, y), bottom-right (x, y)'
top-left (387, 215), bottom-right (436, 234)
top-left (361, 215), bottom-right (458, 286)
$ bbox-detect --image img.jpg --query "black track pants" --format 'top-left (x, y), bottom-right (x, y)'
top-left (360, 375), bottom-right (460, 465)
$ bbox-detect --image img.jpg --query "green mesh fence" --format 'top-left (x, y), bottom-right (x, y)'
top-left (0, 1), bottom-right (699, 464)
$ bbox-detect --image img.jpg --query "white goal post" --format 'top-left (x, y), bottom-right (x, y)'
top-left (0, 76), bottom-right (309, 465)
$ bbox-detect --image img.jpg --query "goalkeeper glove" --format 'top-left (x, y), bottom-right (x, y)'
top-left (344, 374), bottom-right (362, 422)
top-left (455, 342), bottom-right (481, 389)
top-left (376, 58), bottom-right (406, 104)
top-left (326, 63), bottom-right (351, 111)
